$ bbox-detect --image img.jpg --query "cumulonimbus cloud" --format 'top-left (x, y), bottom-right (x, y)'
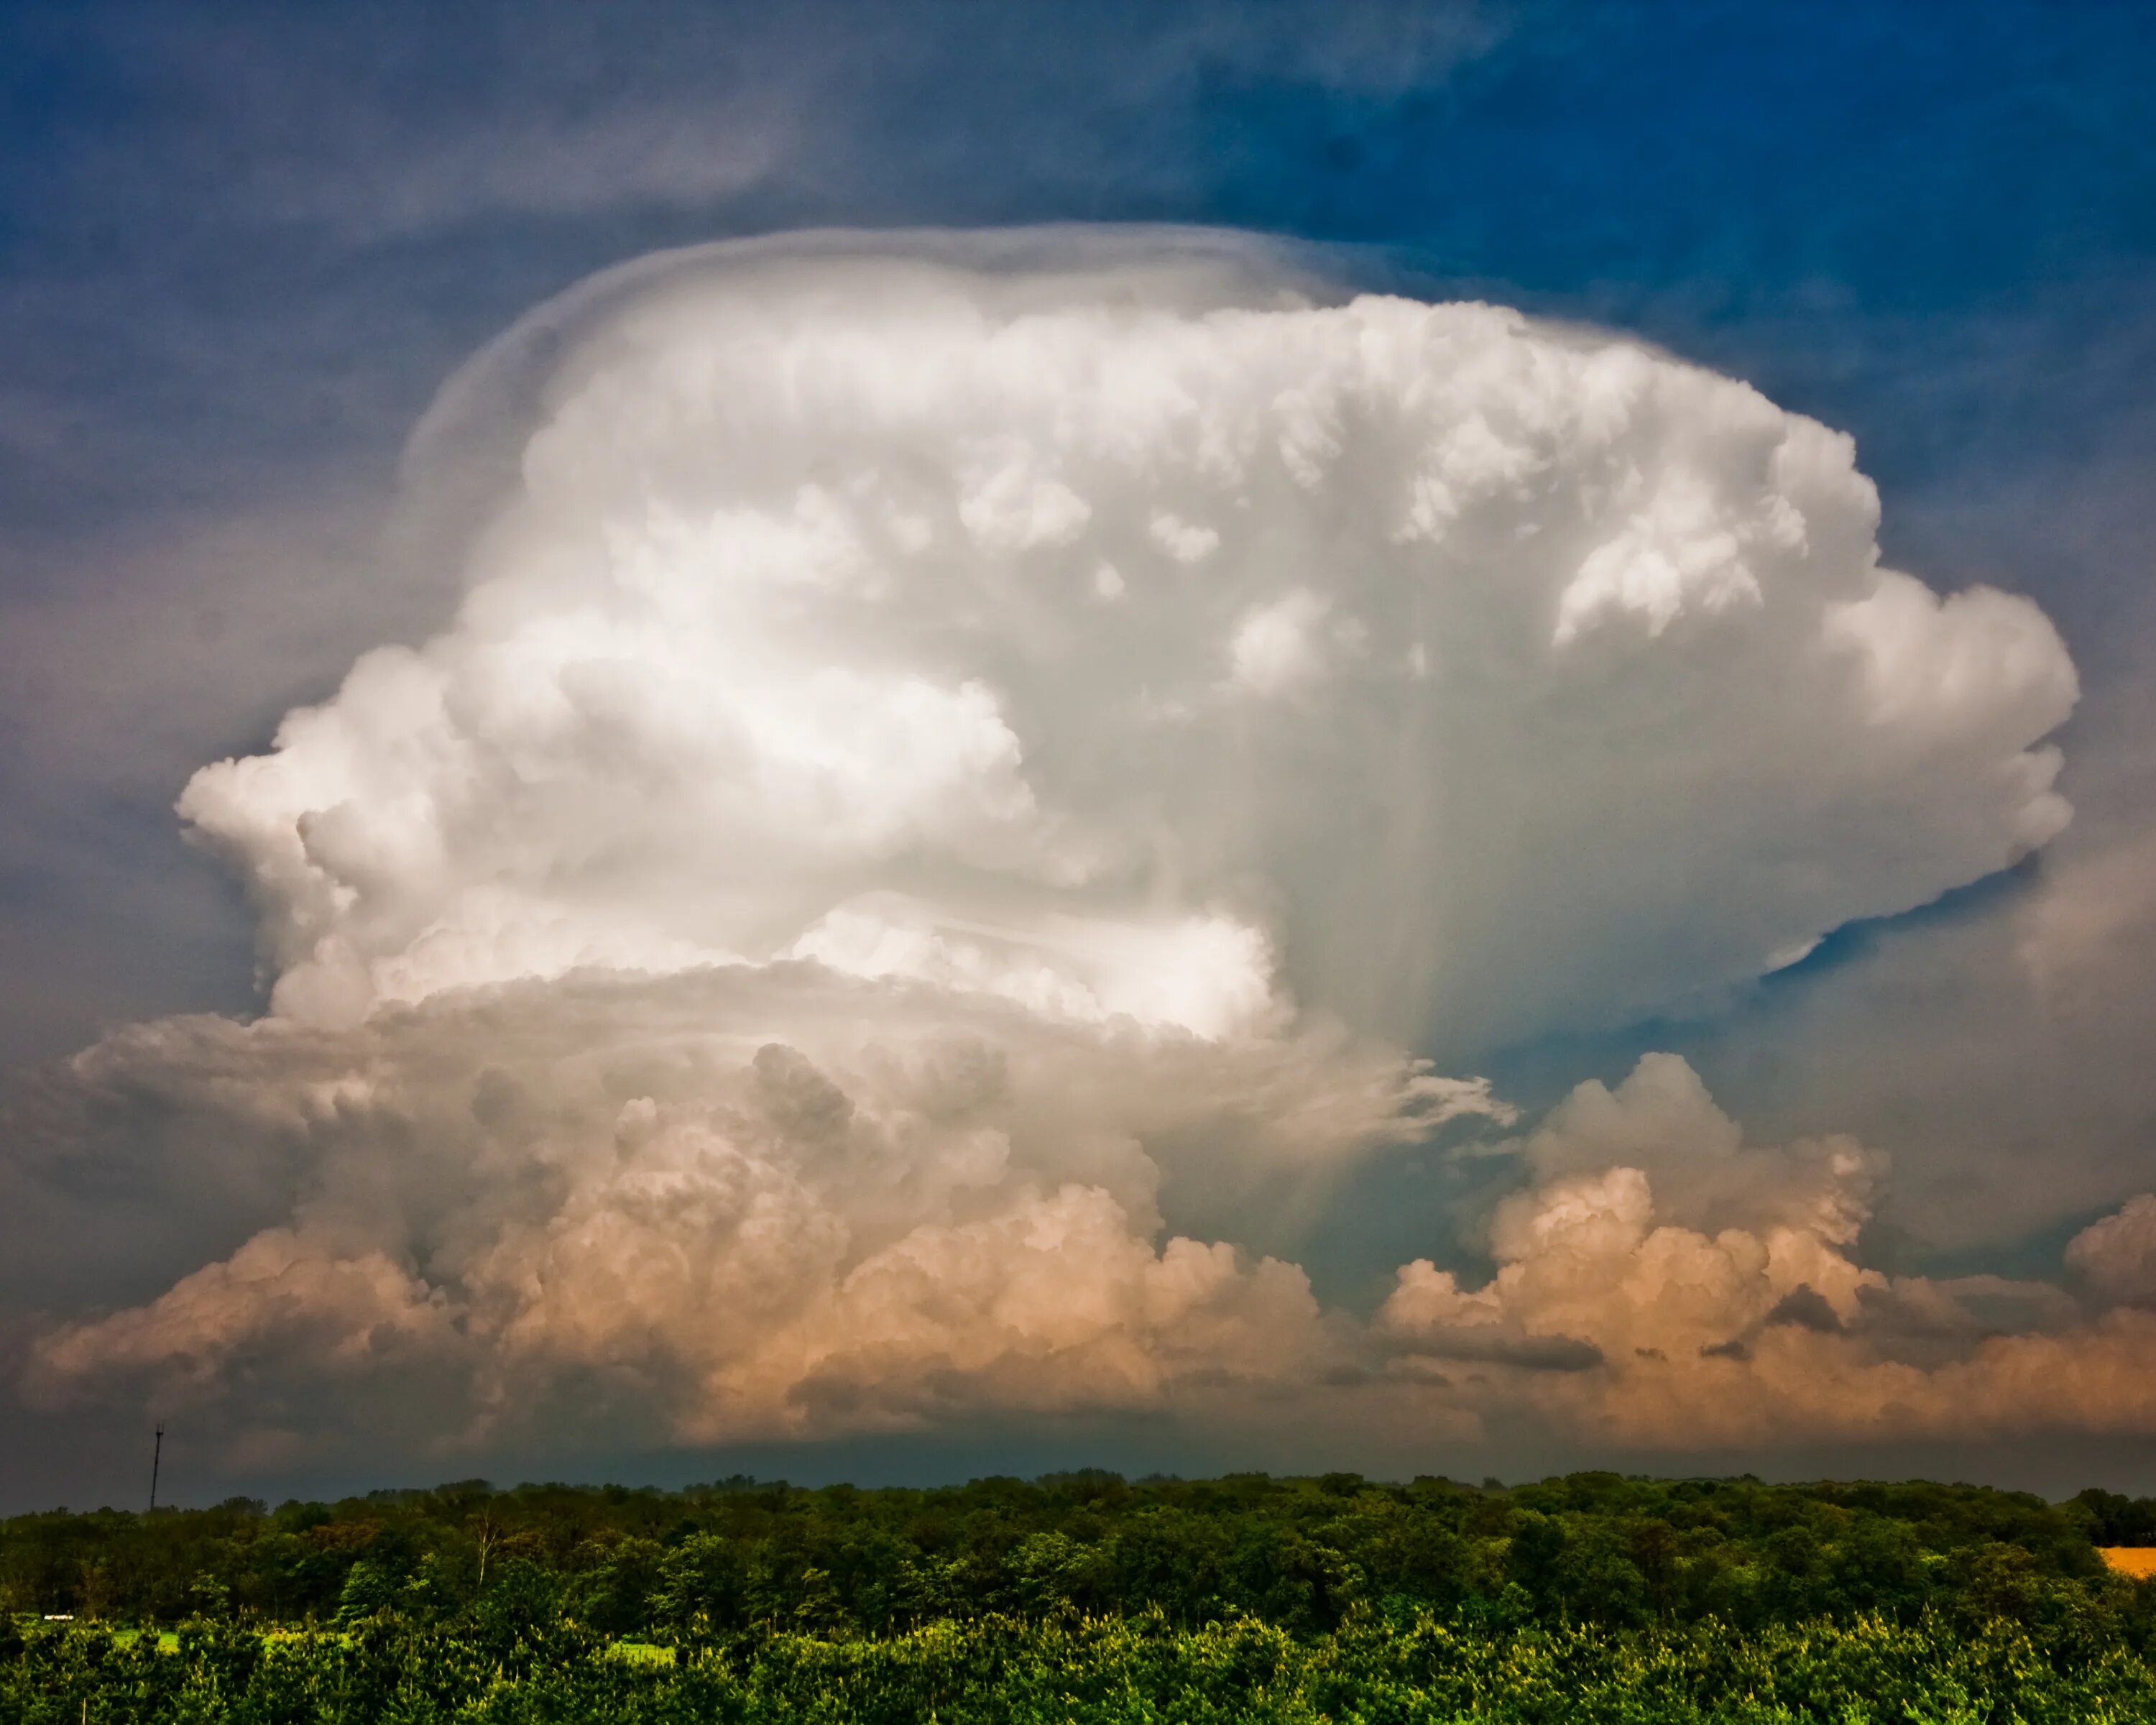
top-left (10, 229), bottom-right (2124, 1472)
top-left (178, 228), bottom-right (2075, 1052)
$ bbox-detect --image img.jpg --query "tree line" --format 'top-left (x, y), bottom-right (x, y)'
top-left (6, 1471), bottom-right (2152, 1639)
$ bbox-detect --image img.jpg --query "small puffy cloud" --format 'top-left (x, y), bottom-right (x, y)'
top-left (1151, 511), bottom-right (1222, 564)
top-left (1229, 589), bottom-right (1331, 696)
top-left (2068, 1195), bottom-right (2156, 1307)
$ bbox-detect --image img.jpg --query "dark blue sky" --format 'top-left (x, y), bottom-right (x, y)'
top-left (4, 1), bottom-right (2151, 539)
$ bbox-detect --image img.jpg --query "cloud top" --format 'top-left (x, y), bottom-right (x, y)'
top-left (180, 230), bottom-right (2076, 1054)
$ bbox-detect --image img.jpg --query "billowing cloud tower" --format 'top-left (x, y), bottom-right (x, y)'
top-left (17, 229), bottom-right (2130, 1477)
top-left (181, 231), bottom-right (2075, 1052)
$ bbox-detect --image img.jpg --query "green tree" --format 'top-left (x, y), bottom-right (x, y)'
top-left (334, 1558), bottom-right (397, 1626)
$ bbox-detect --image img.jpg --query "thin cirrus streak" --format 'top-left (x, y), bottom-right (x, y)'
top-left (15, 227), bottom-right (2147, 1475)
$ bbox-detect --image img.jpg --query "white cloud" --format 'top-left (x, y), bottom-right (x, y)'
top-left (1151, 510), bottom-right (1222, 564)
top-left (178, 231), bottom-right (2076, 1055)
top-left (6, 231), bottom-right (2108, 1473)
top-left (1228, 589), bottom-right (1330, 696)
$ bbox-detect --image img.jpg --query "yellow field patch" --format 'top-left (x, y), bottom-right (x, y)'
top-left (2100, 1547), bottom-right (2156, 1579)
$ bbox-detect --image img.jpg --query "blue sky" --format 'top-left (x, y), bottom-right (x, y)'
top-left (6, 3), bottom-right (2151, 527)
top-left (4, 0), bottom-right (2156, 1504)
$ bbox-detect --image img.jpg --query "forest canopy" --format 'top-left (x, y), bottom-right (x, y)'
top-left (7, 1470), bottom-right (2154, 1634)
top-left (11, 1473), bottom-right (2156, 1722)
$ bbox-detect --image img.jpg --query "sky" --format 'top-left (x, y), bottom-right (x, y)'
top-left (3, 0), bottom-right (2156, 1512)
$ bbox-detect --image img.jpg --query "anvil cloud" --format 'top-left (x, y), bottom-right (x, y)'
top-left (13, 230), bottom-right (2142, 1476)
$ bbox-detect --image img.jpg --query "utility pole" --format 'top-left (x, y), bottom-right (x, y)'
top-left (149, 1422), bottom-right (165, 1513)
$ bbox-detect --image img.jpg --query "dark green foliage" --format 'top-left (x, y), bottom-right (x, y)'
top-left (2078, 1486), bottom-right (2156, 1546)
top-left (7, 1472), bottom-right (2156, 1717)
top-left (1, 1472), bottom-right (2144, 1633)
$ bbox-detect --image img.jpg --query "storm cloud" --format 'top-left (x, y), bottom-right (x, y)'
top-left (8, 230), bottom-right (2122, 1478)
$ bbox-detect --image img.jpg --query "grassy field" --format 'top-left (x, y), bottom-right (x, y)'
top-left (10, 1610), bottom-right (2156, 1723)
